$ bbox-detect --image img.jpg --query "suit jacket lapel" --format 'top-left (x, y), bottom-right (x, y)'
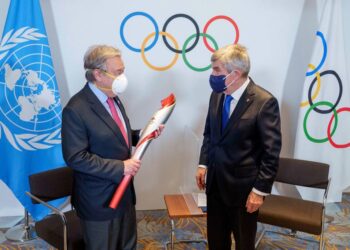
top-left (221, 81), bottom-right (255, 138)
top-left (215, 93), bottom-right (225, 135)
top-left (82, 84), bottom-right (129, 148)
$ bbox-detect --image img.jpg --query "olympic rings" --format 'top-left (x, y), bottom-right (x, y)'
top-left (305, 31), bottom-right (327, 76)
top-left (162, 14), bottom-right (200, 54)
top-left (327, 107), bottom-right (350, 148)
top-left (182, 33), bottom-right (218, 72)
top-left (307, 70), bottom-right (342, 114)
top-left (141, 31), bottom-right (179, 71)
top-left (120, 12), bottom-right (159, 52)
top-left (203, 15), bottom-right (239, 53)
top-left (301, 30), bottom-right (349, 148)
top-left (120, 12), bottom-right (240, 71)
top-left (300, 64), bottom-right (321, 107)
top-left (303, 101), bottom-right (338, 143)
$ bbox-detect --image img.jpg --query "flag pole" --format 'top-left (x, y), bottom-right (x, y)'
top-left (5, 209), bottom-right (37, 242)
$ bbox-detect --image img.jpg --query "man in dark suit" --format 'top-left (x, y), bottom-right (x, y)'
top-left (196, 44), bottom-right (282, 250)
top-left (62, 45), bottom-right (162, 250)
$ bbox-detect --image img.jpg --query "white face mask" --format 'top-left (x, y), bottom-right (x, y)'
top-left (111, 73), bottom-right (128, 94)
top-left (96, 71), bottom-right (128, 95)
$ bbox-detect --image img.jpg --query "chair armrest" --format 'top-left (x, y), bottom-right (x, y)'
top-left (25, 191), bottom-right (67, 223)
top-left (323, 178), bottom-right (331, 206)
top-left (25, 191), bottom-right (69, 250)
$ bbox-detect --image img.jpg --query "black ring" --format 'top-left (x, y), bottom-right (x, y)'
top-left (308, 70), bottom-right (343, 114)
top-left (162, 14), bottom-right (200, 54)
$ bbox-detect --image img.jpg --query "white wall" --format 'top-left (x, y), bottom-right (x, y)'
top-left (1, 0), bottom-right (349, 210)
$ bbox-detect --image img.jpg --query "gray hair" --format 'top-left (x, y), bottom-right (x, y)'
top-left (84, 45), bottom-right (121, 82)
top-left (211, 44), bottom-right (250, 77)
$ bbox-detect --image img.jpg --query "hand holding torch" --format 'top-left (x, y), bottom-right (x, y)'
top-left (109, 93), bottom-right (176, 209)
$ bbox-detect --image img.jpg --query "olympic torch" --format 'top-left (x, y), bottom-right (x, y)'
top-left (109, 93), bottom-right (176, 209)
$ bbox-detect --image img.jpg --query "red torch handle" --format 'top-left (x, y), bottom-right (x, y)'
top-left (109, 174), bottom-right (132, 209)
top-left (109, 93), bottom-right (175, 210)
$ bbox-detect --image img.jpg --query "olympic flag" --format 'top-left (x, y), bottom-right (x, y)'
top-left (0, 0), bottom-right (65, 220)
top-left (109, 93), bottom-right (176, 209)
top-left (294, 0), bottom-right (350, 202)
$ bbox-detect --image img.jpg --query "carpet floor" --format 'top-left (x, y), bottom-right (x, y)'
top-left (0, 193), bottom-right (349, 250)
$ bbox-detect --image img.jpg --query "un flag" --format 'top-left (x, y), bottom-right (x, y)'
top-left (0, 0), bottom-right (65, 220)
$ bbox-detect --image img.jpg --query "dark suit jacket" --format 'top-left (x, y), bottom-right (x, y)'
top-left (62, 84), bottom-right (140, 221)
top-left (199, 79), bottom-right (282, 207)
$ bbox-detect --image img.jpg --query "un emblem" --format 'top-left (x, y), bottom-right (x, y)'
top-left (0, 27), bottom-right (62, 151)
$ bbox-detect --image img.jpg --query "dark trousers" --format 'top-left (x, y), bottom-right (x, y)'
top-left (207, 189), bottom-right (258, 250)
top-left (80, 206), bottom-right (137, 250)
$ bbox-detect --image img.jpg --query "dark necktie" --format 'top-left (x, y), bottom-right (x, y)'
top-left (222, 95), bottom-right (233, 130)
top-left (107, 97), bottom-right (129, 146)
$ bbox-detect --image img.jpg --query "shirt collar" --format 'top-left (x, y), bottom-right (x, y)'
top-left (88, 82), bottom-right (109, 103)
top-left (230, 77), bottom-right (250, 101)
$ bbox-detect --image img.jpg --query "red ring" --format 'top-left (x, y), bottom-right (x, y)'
top-left (327, 107), bottom-right (350, 148)
top-left (203, 15), bottom-right (239, 53)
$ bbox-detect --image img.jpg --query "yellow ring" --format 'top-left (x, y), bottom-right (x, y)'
top-left (141, 31), bottom-right (179, 71)
top-left (300, 64), bottom-right (321, 107)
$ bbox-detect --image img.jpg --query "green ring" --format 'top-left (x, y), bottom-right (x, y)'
top-left (182, 33), bottom-right (218, 72)
top-left (303, 101), bottom-right (338, 143)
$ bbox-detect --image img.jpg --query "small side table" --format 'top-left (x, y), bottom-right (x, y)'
top-left (164, 194), bottom-right (207, 250)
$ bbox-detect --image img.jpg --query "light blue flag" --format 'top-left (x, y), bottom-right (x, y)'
top-left (0, 0), bottom-right (65, 220)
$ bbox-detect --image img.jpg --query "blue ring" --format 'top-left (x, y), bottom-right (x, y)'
top-left (306, 31), bottom-right (327, 76)
top-left (120, 12), bottom-right (159, 52)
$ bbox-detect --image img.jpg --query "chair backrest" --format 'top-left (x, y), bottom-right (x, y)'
top-left (28, 166), bottom-right (73, 203)
top-left (275, 157), bottom-right (329, 189)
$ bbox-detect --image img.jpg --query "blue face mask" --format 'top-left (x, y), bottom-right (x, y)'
top-left (209, 71), bottom-right (236, 93)
top-left (211, 70), bottom-right (238, 93)
top-left (209, 74), bottom-right (227, 93)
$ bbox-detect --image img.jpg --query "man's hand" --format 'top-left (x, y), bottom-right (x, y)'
top-left (154, 124), bottom-right (165, 138)
top-left (196, 167), bottom-right (207, 190)
top-left (246, 191), bottom-right (264, 213)
top-left (123, 159), bottom-right (141, 176)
